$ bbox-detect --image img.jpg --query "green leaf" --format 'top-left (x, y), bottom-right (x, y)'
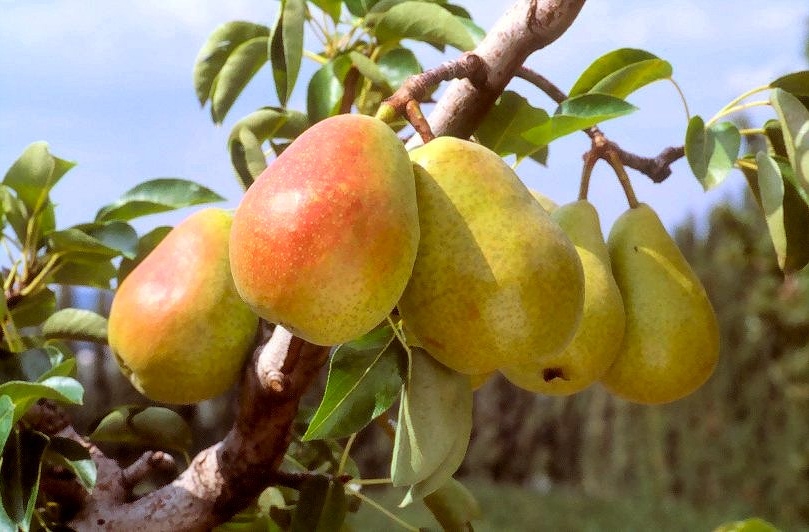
top-left (345, 0), bottom-right (378, 16)
top-left (377, 47), bottom-right (422, 89)
top-left (193, 21), bottom-right (270, 105)
top-left (684, 116), bottom-right (741, 190)
top-left (570, 48), bottom-right (663, 97)
top-left (522, 94), bottom-right (636, 146)
top-left (43, 436), bottom-right (96, 491)
top-left (290, 476), bottom-right (347, 532)
top-left (42, 308), bottom-right (108, 344)
top-left (307, 55), bottom-right (353, 124)
top-left (270, 0), bottom-right (306, 106)
top-left (476, 91), bottom-right (550, 159)
top-left (117, 226), bottom-right (172, 284)
top-left (228, 107), bottom-right (309, 188)
top-left (89, 406), bottom-right (193, 455)
top-left (756, 152), bottom-right (787, 269)
top-left (10, 288), bottom-right (56, 329)
top-left (211, 36), bottom-right (270, 123)
top-left (423, 478), bottom-right (482, 531)
top-left (303, 326), bottom-right (405, 441)
top-left (0, 346), bottom-right (69, 383)
top-left (771, 88), bottom-right (809, 195)
top-left (0, 185), bottom-right (29, 245)
top-left (391, 348), bottom-right (472, 499)
top-left (587, 58), bottom-right (671, 99)
top-left (37, 357), bottom-right (77, 382)
top-left (73, 221), bottom-right (139, 259)
top-left (311, 0), bottom-right (342, 23)
top-left (0, 396), bottom-right (13, 452)
top-left (457, 16), bottom-right (485, 46)
top-left (52, 258), bottom-right (117, 289)
top-left (770, 71), bottom-right (809, 96)
top-left (95, 178), bottom-right (224, 222)
top-left (0, 377), bottom-right (83, 424)
top-left (714, 517), bottom-right (781, 532)
top-left (0, 429), bottom-right (48, 531)
top-left (375, 2), bottom-right (474, 51)
top-left (2, 142), bottom-right (75, 215)
top-left (48, 228), bottom-right (121, 259)
top-left (764, 119), bottom-right (789, 158)
top-left (349, 51), bottom-right (391, 91)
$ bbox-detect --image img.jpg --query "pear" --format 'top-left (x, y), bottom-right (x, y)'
top-left (501, 200), bottom-right (625, 395)
top-left (602, 203), bottom-right (719, 404)
top-left (229, 114), bottom-right (419, 346)
top-left (108, 208), bottom-right (259, 404)
top-left (398, 137), bottom-right (584, 375)
top-left (530, 189), bottom-right (558, 213)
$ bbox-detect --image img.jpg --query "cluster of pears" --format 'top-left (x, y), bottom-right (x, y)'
top-left (108, 112), bottom-right (719, 406)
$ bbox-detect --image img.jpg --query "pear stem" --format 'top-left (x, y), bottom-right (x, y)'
top-left (606, 150), bottom-right (640, 209)
top-left (578, 151), bottom-right (598, 200)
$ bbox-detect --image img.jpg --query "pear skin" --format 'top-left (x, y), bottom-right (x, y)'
top-left (530, 189), bottom-right (558, 213)
top-left (108, 208), bottom-right (259, 404)
top-left (602, 203), bottom-right (719, 404)
top-left (399, 137), bottom-right (584, 375)
top-left (229, 114), bottom-right (419, 345)
top-left (501, 200), bottom-right (625, 395)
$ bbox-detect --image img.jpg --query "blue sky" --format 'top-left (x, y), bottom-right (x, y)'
top-left (1, 1), bottom-right (807, 236)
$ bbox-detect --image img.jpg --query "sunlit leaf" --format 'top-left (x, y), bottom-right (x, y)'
top-left (193, 21), bottom-right (270, 105)
top-left (476, 91), bottom-right (550, 159)
top-left (229, 107), bottom-right (309, 188)
top-left (349, 51), bottom-right (391, 90)
top-left (713, 517), bottom-right (780, 532)
top-left (117, 226), bottom-right (171, 284)
top-left (211, 36), bottom-right (270, 123)
top-left (311, 0), bottom-right (342, 23)
top-left (0, 377), bottom-right (83, 424)
top-left (522, 94), bottom-right (636, 146)
top-left (10, 288), bottom-right (56, 329)
top-left (570, 48), bottom-right (662, 96)
top-left (345, 0), bottom-right (379, 16)
top-left (42, 308), bottom-right (108, 344)
top-left (377, 47), bottom-right (422, 89)
top-left (771, 88), bottom-right (809, 195)
top-left (48, 228), bottom-right (121, 259)
top-left (391, 348), bottom-right (472, 500)
top-left (270, 0), bottom-right (306, 106)
top-left (307, 55), bottom-right (353, 124)
top-left (375, 2), bottom-right (475, 51)
top-left (2, 142), bottom-right (75, 215)
top-left (303, 326), bottom-right (405, 441)
top-left (0, 396), bottom-right (13, 452)
top-left (44, 436), bottom-right (96, 491)
top-left (684, 116), bottom-right (741, 190)
top-left (95, 178), bottom-right (224, 222)
top-left (72, 221), bottom-right (139, 259)
top-left (587, 59), bottom-right (671, 99)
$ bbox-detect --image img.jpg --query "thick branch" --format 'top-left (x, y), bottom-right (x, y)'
top-left (66, 326), bottom-right (330, 531)
top-left (426, 0), bottom-right (586, 139)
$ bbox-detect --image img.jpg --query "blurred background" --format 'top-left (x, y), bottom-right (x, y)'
top-left (2, 1), bottom-right (809, 530)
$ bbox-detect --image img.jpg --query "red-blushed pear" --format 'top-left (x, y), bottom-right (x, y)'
top-left (229, 114), bottom-right (419, 346)
top-left (399, 137), bottom-right (584, 375)
top-left (108, 208), bottom-right (259, 405)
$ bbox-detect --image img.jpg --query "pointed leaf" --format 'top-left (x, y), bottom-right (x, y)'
top-left (229, 107), bottom-right (309, 188)
top-left (771, 88), bottom-right (809, 195)
top-left (570, 48), bottom-right (661, 96)
top-left (770, 71), bottom-right (809, 96)
top-left (48, 228), bottom-right (121, 259)
top-left (37, 357), bottom-right (77, 382)
top-left (42, 308), bottom-right (108, 344)
top-left (211, 36), bottom-right (270, 123)
top-left (375, 2), bottom-right (474, 51)
top-left (311, 0), bottom-right (342, 23)
top-left (756, 152), bottom-right (787, 269)
top-left (0, 429), bottom-right (48, 530)
top-left (685, 116), bottom-right (741, 190)
top-left (52, 258), bottom-right (117, 289)
top-left (269, 0), bottom-right (306, 106)
top-left (10, 288), bottom-right (56, 329)
top-left (0, 396), bottom-right (13, 452)
top-left (391, 348), bottom-right (472, 491)
top-left (117, 226), bottom-right (171, 284)
top-left (303, 326), bottom-right (405, 441)
top-left (72, 221), bottom-right (139, 259)
top-left (423, 477), bottom-right (482, 530)
top-left (2, 142), bottom-right (75, 215)
top-left (95, 178), bottom-right (224, 222)
top-left (0, 377), bottom-right (83, 424)
top-left (193, 21), bottom-right (270, 105)
top-left (44, 436), bottom-right (96, 491)
top-left (476, 91), bottom-right (550, 158)
top-left (348, 51), bottom-right (391, 90)
top-left (522, 94), bottom-right (636, 146)
top-left (764, 119), bottom-right (789, 158)
top-left (589, 58), bottom-right (672, 99)
top-left (307, 55), bottom-right (353, 124)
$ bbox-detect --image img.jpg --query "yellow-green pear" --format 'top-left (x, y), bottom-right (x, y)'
top-left (399, 137), bottom-right (584, 375)
top-left (108, 208), bottom-right (259, 404)
top-left (530, 189), bottom-right (558, 213)
top-left (602, 203), bottom-right (719, 404)
top-left (501, 200), bottom-right (625, 395)
top-left (229, 114), bottom-right (419, 346)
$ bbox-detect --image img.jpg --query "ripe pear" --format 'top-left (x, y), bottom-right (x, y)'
top-left (229, 114), bottom-right (419, 346)
top-left (398, 137), bottom-right (584, 375)
top-left (530, 189), bottom-right (558, 213)
top-left (501, 200), bottom-right (625, 395)
top-left (602, 203), bottom-right (719, 404)
top-left (108, 208), bottom-right (259, 404)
